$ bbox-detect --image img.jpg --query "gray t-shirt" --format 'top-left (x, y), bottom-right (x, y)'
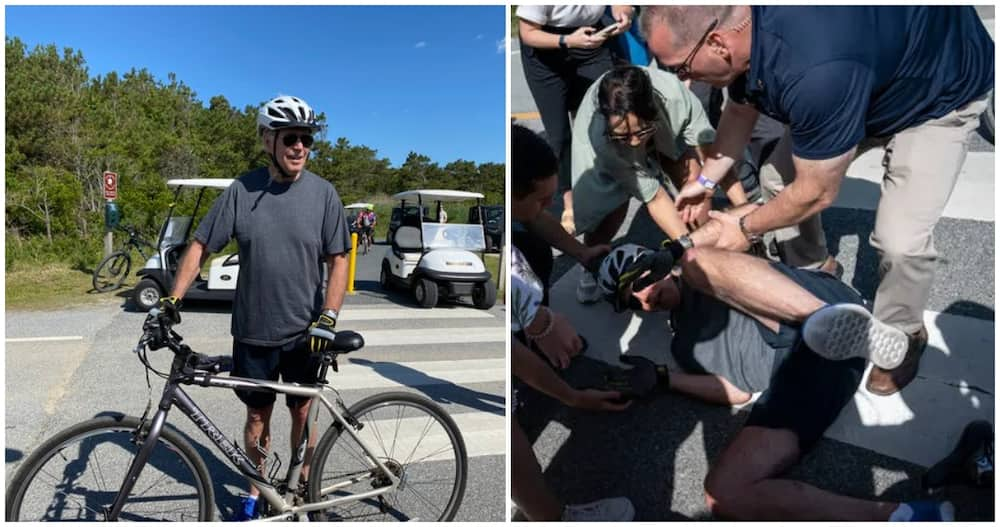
top-left (670, 285), bottom-right (777, 394)
top-left (194, 168), bottom-right (351, 346)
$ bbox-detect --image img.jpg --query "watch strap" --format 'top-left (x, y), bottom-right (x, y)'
top-left (558, 34), bottom-right (567, 49)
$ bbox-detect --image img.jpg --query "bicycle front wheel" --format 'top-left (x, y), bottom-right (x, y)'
top-left (6, 414), bottom-right (213, 522)
top-left (308, 392), bottom-right (468, 521)
top-left (92, 251), bottom-right (132, 292)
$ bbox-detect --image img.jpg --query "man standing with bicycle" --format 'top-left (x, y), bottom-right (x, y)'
top-left (153, 95), bottom-right (352, 520)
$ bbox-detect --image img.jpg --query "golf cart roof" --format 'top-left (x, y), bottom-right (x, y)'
top-left (166, 178), bottom-right (235, 189)
top-left (391, 189), bottom-right (484, 202)
top-left (344, 203), bottom-right (375, 210)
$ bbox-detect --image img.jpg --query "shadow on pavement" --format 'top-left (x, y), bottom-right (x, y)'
top-left (348, 358), bottom-right (504, 416)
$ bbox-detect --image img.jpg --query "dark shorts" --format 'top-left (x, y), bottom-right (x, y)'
top-left (232, 339), bottom-right (320, 409)
top-left (745, 264), bottom-right (867, 452)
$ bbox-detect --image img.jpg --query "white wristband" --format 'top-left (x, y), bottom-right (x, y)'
top-left (696, 173), bottom-right (717, 190)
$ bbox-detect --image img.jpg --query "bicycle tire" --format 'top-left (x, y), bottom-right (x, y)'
top-left (6, 414), bottom-right (213, 522)
top-left (92, 251), bottom-right (132, 292)
top-left (307, 392), bottom-right (468, 521)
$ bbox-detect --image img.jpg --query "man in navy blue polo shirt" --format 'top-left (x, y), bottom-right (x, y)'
top-left (641, 6), bottom-right (992, 397)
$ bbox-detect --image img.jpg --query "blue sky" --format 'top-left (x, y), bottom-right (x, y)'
top-left (6, 5), bottom-right (507, 166)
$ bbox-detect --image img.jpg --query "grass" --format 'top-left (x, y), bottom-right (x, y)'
top-left (483, 253), bottom-right (505, 302)
top-left (5, 261), bottom-right (123, 311)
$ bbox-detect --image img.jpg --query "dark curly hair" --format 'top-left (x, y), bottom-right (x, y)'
top-left (512, 124), bottom-right (557, 198)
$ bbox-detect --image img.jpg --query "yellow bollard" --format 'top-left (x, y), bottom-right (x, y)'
top-left (347, 232), bottom-right (358, 294)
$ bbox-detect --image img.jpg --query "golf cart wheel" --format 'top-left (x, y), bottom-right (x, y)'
top-left (379, 260), bottom-right (391, 290)
top-left (414, 278), bottom-right (439, 308)
top-left (133, 278), bottom-right (163, 312)
top-left (472, 281), bottom-right (497, 309)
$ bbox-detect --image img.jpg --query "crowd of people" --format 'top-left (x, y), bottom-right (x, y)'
top-left (513, 4), bottom-right (993, 521)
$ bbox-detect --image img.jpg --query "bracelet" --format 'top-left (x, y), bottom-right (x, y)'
top-left (558, 34), bottom-right (568, 49)
top-left (525, 306), bottom-right (555, 341)
top-left (696, 173), bottom-right (717, 190)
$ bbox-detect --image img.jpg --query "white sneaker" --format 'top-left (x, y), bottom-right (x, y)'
top-left (576, 271), bottom-right (602, 304)
top-left (562, 497), bottom-right (635, 522)
top-left (802, 303), bottom-right (909, 370)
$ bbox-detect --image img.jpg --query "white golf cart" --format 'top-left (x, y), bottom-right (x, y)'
top-left (132, 178), bottom-right (239, 311)
top-left (380, 190), bottom-right (496, 309)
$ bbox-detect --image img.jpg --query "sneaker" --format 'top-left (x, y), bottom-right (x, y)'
top-left (231, 495), bottom-right (259, 521)
top-left (867, 325), bottom-right (928, 396)
top-left (889, 500), bottom-right (955, 521)
top-left (802, 303), bottom-right (909, 370)
top-left (577, 270), bottom-right (602, 304)
top-left (924, 420), bottom-right (994, 490)
top-left (562, 497), bottom-right (635, 521)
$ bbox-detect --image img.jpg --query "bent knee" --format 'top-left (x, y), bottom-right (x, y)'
top-left (704, 468), bottom-right (743, 519)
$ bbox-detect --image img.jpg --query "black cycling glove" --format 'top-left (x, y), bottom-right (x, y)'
top-left (309, 310), bottom-right (338, 353)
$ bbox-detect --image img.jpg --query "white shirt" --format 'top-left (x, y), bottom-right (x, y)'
top-left (516, 5), bottom-right (605, 28)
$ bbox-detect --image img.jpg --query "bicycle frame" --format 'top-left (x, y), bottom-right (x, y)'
top-left (108, 364), bottom-right (401, 521)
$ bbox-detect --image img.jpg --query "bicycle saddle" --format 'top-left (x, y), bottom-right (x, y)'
top-left (330, 330), bottom-right (365, 353)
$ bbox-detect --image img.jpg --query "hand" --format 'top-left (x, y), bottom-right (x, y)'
top-left (674, 180), bottom-right (713, 214)
top-left (308, 311), bottom-right (337, 353)
top-left (610, 5), bottom-right (634, 35)
top-left (534, 311), bottom-right (583, 369)
top-left (568, 26), bottom-right (603, 49)
top-left (707, 210), bottom-right (751, 252)
top-left (569, 388), bottom-right (632, 411)
top-left (578, 244), bottom-right (611, 274)
top-left (618, 249), bottom-right (676, 298)
top-left (679, 195), bottom-right (712, 227)
top-left (154, 296), bottom-right (181, 325)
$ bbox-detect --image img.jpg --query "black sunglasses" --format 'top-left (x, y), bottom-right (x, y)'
top-left (607, 123), bottom-right (657, 144)
top-left (666, 18), bottom-right (718, 79)
top-left (280, 132), bottom-right (314, 148)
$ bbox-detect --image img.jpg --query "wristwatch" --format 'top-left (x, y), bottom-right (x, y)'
top-left (558, 35), bottom-right (568, 49)
top-left (677, 234), bottom-right (694, 251)
top-left (738, 216), bottom-right (763, 244)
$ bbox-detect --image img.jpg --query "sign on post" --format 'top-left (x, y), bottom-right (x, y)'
top-left (103, 171), bottom-right (118, 200)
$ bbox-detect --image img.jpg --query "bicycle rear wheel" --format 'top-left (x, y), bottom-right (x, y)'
top-left (308, 392), bottom-right (468, 521)
top-left (6, 414), bottom-right (213, 522)
top-left (92, 251), bottom-right (132, 292)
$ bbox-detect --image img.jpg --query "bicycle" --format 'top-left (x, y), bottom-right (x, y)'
top-left (6, 315), bottom-right (469, 521)
top-left (92, 225), bottom-right (156, 293)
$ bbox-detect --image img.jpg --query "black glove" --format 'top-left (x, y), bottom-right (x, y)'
top-left (153, 296), bottom-right (181, 325)
top-left (601, 356), bottom-right (670, 402)
top-left (308, 310), bottom-right (338, 353)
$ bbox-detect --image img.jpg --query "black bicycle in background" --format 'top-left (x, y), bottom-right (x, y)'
top-left (92, 225), bottom-right (155, 293)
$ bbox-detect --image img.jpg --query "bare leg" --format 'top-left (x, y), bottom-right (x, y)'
top-left (512, 418), bottom-right (563, 521)
top-left (245, 404), bottom-right (274, 497)
top-left (705, 426), bottom-right (897, 520)
top-left (289, 400), bottom-right (318, 482)
top-left (670, 371), bottom-right (752, 406)
top-left (681, 247), bottom-right (824, 332)
top-left (583, 201), bottom-right (629, 247)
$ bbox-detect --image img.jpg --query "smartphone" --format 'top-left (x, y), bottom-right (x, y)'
top-left (594, 22), bottom-right (620, 39)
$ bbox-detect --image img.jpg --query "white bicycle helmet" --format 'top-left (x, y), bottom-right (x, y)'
top-left (257, 95), bottom-right (321, 133)
top-left (598, 243), bottom-right (653, 299)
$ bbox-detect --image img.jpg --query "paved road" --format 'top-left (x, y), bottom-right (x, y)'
top-left (5, 241), bottom-right (506, 521)
top-left (511, 9), bottom-right (995, 521)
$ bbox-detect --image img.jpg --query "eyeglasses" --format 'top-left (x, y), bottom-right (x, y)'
top-left (280, 132), bottom-right (314, 148)
top-left (607, 123), bottom-right (657, 144)
top-left (666, 18), bottom-right (718, 79)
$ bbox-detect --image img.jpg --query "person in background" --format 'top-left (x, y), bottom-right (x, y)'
top-left (517, 4), bottom-right (635, 235)
top-left (642, 5), bottom-right (993, 395)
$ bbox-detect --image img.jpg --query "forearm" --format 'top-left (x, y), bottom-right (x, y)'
top-left (518, 21), bottom-right (562, 49)
top-left (324, 253), bottom-right (348, 312)
top-left (524, 210), bottom-right (587, 261)
top-left (646, 186), bottom-right (689, 239)
top-left (169, 240), bottom-right (210, 299)
top-left (740, 151), bottom-right (850, 235)
top-left (720, 169), bottom-right (749, 206)
top-left (512, 338), bottom-right (576, 406)
top-left (702, 102), bottom-right (758, 185)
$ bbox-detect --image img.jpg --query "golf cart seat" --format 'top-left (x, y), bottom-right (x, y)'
top-left (393, 226), bottom-right (423, 251)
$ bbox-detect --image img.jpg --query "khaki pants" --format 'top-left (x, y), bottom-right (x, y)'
top-left (758, 92), bottom-right (990, 332)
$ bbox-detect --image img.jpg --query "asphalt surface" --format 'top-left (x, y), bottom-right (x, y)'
top-left (511, 10), bottom-right (995, 521)
top-left (5, 241), bottom-right (506, 522)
